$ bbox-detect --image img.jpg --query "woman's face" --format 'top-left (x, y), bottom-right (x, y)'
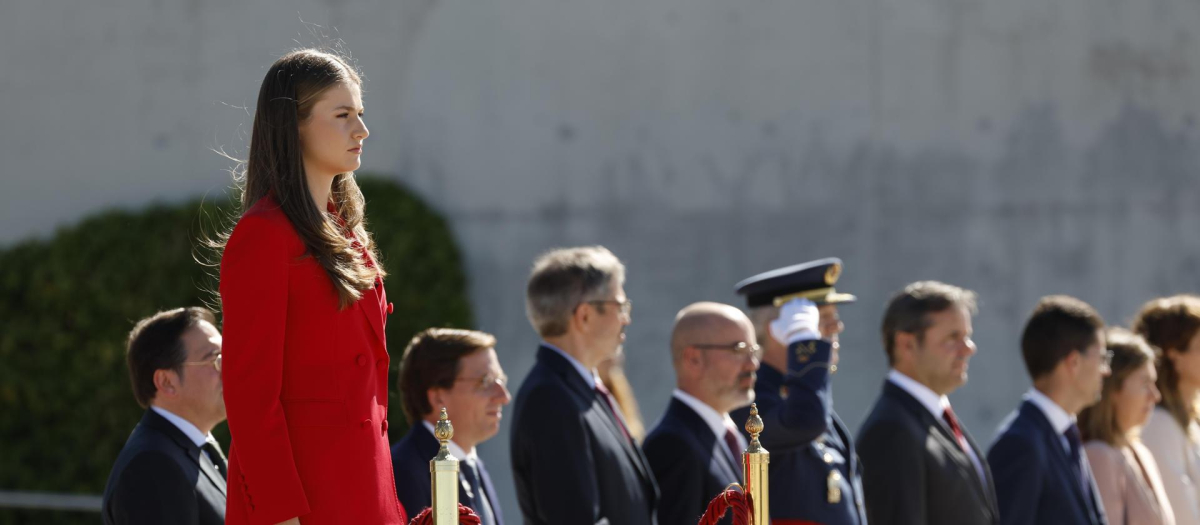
top-left (298, 82), bottom-right (369, 183)
top-left (1113, 361), bottom-right (1161, 434)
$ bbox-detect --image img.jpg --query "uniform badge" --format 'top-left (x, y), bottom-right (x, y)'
top-left (827, 470), bottom-right (842, 504)
top-left (794, 341), bottom-right (817, 363)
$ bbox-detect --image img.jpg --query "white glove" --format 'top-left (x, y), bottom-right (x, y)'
top-left (770, 298), bottom-right (821, 345)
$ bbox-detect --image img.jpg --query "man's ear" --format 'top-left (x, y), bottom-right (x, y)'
top-left (572, 303), bottom-right (592, 334)
top-left (894, 332), bottom-right (916, 362)
top-left (1063, 350), bottom-right (1082, 375)
top-left (153, 369), bottom-right (179, 398)
top-left (427, 388), bottom-right (446, 415)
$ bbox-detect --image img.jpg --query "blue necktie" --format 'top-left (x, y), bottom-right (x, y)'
top-left (1064, 424), bottom-right (1098, 515)
top-left (461, 458), bottom-right (496, 525)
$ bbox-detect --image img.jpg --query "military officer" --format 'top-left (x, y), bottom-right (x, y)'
top-left (730, 258), bottom-right (867, 525)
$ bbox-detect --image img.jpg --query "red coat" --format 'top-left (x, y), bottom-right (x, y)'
top-left (220, 196), bottom-right (407, 525)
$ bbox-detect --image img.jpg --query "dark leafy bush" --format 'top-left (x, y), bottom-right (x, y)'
top-left (0, 175), bottom-right (472, 523)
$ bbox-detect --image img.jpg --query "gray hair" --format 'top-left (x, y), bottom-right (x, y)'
top-left (881, 280), bottom-right (978, 365)
top-left (525, 246), bottom-right (626, 337)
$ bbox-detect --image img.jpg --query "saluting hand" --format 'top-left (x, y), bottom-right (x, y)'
top-left (769, 298), bottom-right (821, 345)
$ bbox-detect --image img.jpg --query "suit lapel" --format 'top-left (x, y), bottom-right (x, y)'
top-left (1020, 401), bottom-right (1095, 519)
top-left (882, 382), bottom-right (989, 502)
top-left (668, 398), bottom-right (741, 482)
top-left (358, 280), bottom-right (387, 349)
top-left (142, 410), bottom-right (227, 496)
top-left (538, 346), bottom-right (657, 496)
top-left (476, 459), bottom-right (504, 525)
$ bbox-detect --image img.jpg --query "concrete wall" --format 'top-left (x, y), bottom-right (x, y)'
top-left (5, 0), bottom-right (1200, 516)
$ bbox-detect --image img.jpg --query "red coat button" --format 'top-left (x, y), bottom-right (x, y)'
top-left (361, 419), bottom-right (372, 428)
top-left (381, 420), bottom-right (389, 432)
top-left (356, 354), bottom-right (367, 366)
top-left (387, 302), bottom-right (394, 314)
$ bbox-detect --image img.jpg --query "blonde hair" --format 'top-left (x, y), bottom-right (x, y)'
top-left (1078, 328), bottom-right (1156, 445)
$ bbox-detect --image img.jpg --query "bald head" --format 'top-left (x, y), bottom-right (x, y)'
top-left (671, 302), bottom-right (754, 364)
top-left (670, 301), bottom-right (760, 413)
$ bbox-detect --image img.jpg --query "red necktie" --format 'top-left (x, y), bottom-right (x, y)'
top-left (595, 382), bottom-right (632, 443)
top-left (723, 424), bottom-right (743, 468)
top-left (942, 405), bottom-right (970, 454)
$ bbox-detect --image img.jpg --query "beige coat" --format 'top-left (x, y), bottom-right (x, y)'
top-left (1085, 439), bottom-right (1176, 525)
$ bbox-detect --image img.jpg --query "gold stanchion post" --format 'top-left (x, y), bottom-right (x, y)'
top-left (430, 408), bottom-right (459, 525)
top-left (743, 403), bottom-right (770, 525)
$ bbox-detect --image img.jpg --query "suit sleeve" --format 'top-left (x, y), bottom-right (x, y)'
top-left (220, 214), bottom-right (310, 523)
top-left (987, 432), bottom-right (1044, 525)
top-left (856, 419), bottom-right (927, 525)
top-left (756, 338), bottom-right (833, 450)
top-left (643, 433), bottom-right (708, 525)
top-left (1084, 443), bottom-right (1125, 524)
top-left (511, 385), bottom-right (605, 525)
top-left (108, 452), bottom-right (200, 525)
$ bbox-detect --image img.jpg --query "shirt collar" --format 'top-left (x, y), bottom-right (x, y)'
top-left (422, 420), bottom-right (478, 461)
top-left (1024, 387), bottom-right (1075, 434)
top-left (150, 405), bottom-right (211, 448)
top-left (542, 341), bottom-right (597, 387)
top-left (673, 389), bottom-right (738, 441)
top-left (887, 369), bottom-right (951, 418)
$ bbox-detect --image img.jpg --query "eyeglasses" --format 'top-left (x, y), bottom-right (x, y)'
top-left (183, 353), bottom-right (222, 373)
top-left (455, 372), bottom-right (508, 394)
top-left (693, 342), bottom-right (763, 360)
top-left (587, 299), bottom-right (633, 317)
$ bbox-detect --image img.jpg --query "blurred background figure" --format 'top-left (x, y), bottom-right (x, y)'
top-left (1079, 327), bottom-right (1175, 525)
top-left (102, 307), bottom-right (227, 525)
top-left (857, 281), bottom-right (997, 525)
top-left (509, 246), bottom-right (658, 525)
top-left (643, 302), bottom-right (759, 525)
top-left (392, 328), bottom-right (509, 525)
top-left (598, 354), bottom-right (647, 443)
top-left (1135, 296), bottom-right (1200, 525)
top-left (988, 295), bottom-right (1111, 525)
top-left (731, 258), bottom-right (867, 525)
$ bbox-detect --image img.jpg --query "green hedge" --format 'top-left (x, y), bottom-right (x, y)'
top-left (0, 175), bottom-right (472, 524)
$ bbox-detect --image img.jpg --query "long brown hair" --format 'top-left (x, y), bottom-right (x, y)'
top-left (220, 49), bottom-right (385, 309)
top-left (1133, 295), bottom-right (1200, 429)
top-left (1078, 328), bottom-right (1155, 446)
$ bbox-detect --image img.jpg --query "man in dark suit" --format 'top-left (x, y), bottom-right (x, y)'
top-left (392, 328), bottom-right (509, 524)
top-left (856, 281), bottom-right (998, 525)
top-left (731, 258), bottom-right (867, 525)
top-left (510, 246), bottom-right (659, 525)
top-left (988, 295), bottom-right (1111, 525)
top-left (102, 307), bottom-right (227, 525)
top-left (643, 302), bottom-right (760, 525)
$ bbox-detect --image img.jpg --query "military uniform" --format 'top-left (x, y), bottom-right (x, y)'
top-left (730, 258), bottom-right (867, 525)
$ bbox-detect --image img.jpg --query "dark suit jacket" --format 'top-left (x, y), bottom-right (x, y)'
top-left (987, 400), bottom-right (1108, 525)
top-left (731, 339), bottom-right (866, 525)
top-left (391, 421), bottom-right (504, 524)
top-left (101, 409), bottom-right (227, 525)
top-left (510, 345), bottom-right (659, 525)
top-left (856, 380), bottom-right (999, 525)
top-left (643, 397), bottom-right (742, 525)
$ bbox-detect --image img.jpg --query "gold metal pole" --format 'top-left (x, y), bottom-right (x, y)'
top-left (430, 408), bottom-right (459, 525)
top-left (743, 403), bottom-right (770, 525)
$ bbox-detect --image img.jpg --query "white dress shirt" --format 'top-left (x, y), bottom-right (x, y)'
top-left (543, 342), bottom-right (597, 387)
top-left (151, 405), bottom-right (222, 465)
top-left (1024, 387), bottom-right (1075, 454)
top-left (672, 389), bottom-right (748, 451)
top-left (887, 370), bottom-right (987, 484)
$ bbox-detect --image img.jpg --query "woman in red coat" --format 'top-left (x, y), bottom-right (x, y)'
top-left (218, 49), bottom-right (408, 525)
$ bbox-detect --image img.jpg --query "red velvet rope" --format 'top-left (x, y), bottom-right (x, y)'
top-left (697, 486), bottom-right (752, 525)
top-left (407, 503), bottom-right (482, 525)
